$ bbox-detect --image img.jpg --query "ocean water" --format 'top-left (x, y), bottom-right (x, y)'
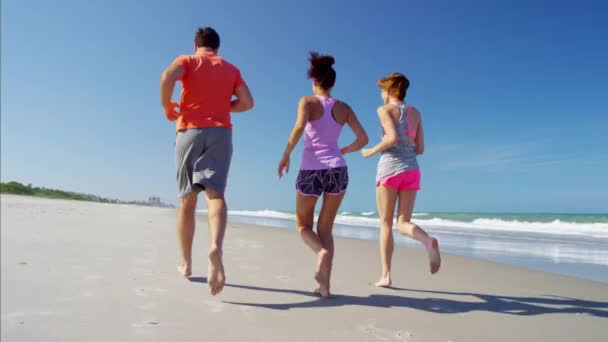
top-left (202, 210), bottom-right (608, 284)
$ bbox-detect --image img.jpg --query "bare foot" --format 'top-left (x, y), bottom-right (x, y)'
top-left (426, 238), bottom-right (441, 274)
top-left (374, 274), bottom-right (392, 287)
top-left (177, 263), bottom-right (192, 277)
top-left (208, 249), bottom-right (225, 296)
top-left (314, 249), bottom-right (331, 297)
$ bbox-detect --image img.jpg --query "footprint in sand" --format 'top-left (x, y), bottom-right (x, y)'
top-left (232, 238), bottom-right (264, 249)
top-left (86, 275), bottom-right (104, 282)
top-left (357, 322), bottom-right (413, 341)
top-left (239, 264), bottom-right (260, 271)
top-left (134, 258), bottom-right (154, 266)
top-left (394, 330), bottom-right (413, 341)
top-left (201, 300), bottom-right (225, 313)
top-left (138, 303), bottom-right (158, 311)
top-left (2, 310), bottom-right (70, 327)
top-left (249, 243), bottom-right (264, 249)
top-left (239, 305), bottom-right (255, 313)
top-left (133, 267), bottom-right (154, 276)
top-left (58, 291), bottom-right (95, 301)
top-left (132, 288), bottom-right (168, 297)
top-left (275, 275), bottom-right (291, 282)
top-left (131, 318), bottom-right (160, 336)
top-left (132, 320), bottom-right (159, 327)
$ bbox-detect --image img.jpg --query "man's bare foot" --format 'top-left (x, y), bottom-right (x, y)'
top-left (177, 263), bottom-right (192, 277)
top-left (314, 249), bottom-right (331, 297)
top-left (374, 274), bottom-right (392, 287)
top-left (208, 248), bottom-right (225, 296)
top-left (426, 237), bottom-right (441, 274)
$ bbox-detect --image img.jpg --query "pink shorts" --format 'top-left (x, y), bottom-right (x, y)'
top-left (376, 169), bottom-right (421, 191)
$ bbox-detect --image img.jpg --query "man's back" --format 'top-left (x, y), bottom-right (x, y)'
top-left (173, 51), bottom-right (245, 131)
top-left (160, 26), bottom-right (254, 296)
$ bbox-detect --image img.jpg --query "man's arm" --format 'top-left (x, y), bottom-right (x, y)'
top-left (230, 84), bottom-right (254, 112)
top-left (160, 64), bottom-right (184, 121)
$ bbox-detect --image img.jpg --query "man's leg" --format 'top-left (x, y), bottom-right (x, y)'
top-left (205, 188), bottom-right (227, 296)
top-left (177, 192), bottom-right (198, 277)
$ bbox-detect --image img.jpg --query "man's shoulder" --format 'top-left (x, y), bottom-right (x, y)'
top-left (216, 57), bottom-right (240, 72)
top-left (173, 54), bottom-right (194, 66)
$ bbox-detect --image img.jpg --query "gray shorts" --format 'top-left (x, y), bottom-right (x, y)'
top-left (175, 128), bottom-right (232, 198)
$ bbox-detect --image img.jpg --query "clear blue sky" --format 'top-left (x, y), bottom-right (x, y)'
top-left (2, 0), bottom-right (607, 213)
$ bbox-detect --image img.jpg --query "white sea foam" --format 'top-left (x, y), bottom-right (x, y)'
top-left (219, 210), bottom-right (608, 239)
top-left (225, 210), bottom-right (295, 220)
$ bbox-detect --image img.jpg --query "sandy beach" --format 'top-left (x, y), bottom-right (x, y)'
top-left (1, 194), bottom-right (606, 342)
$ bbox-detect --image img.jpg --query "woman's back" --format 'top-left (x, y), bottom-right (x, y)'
top-left (300, 95), bottom-right (348, 170)
top-left (377, 103), bottom-right (419, 181)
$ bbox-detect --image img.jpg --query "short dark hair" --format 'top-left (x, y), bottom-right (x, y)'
top-left (307, 51), bottom-right (336, 90)
top-left (195, 27), bottom-right (220, 50)
top-left (377, 72), bottom-right (410, 100)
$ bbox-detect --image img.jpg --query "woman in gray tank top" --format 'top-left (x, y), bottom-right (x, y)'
top-left (362, 73), bottom-right (441, 287)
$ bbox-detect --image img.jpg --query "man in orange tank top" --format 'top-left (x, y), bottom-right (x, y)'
top-left (160, 27), bottom-right (254, 295)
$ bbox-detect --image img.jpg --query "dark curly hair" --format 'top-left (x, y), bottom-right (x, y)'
top-left (307, 51), bottom-right (336, 90)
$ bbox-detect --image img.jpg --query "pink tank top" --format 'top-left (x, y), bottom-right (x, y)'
top-left (299, 96), bottom-right (347, 170)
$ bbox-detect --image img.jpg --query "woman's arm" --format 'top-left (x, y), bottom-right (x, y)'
top-left (415, 118), bottom-right (425, 155)
top-left (278, 97), bottom-right (310, 178)
top-left (340, 103), bottom-right (369, 155)
top-left (361, 106), bottom-right (398, 158)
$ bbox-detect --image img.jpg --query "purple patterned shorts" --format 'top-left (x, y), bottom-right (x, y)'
top-left (296, 167), bottom-right (349, 197)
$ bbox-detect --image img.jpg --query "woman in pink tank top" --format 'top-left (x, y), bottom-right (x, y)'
top-left (278, 51), bottom-right (368, 297)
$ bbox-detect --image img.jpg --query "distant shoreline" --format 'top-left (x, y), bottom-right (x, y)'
top-left (0, 181), bottom-right (175, 209)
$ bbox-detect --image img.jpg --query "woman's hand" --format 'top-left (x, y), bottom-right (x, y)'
top-left (361, 148), bottom-right (375, 158)
top-left (278, 154), bottom-right (290, 178)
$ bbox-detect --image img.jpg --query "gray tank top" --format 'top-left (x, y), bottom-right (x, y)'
top-left (376, 103), bottom-right (419, 182)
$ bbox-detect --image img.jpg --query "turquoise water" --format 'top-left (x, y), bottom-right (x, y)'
top-left (217, 210), bottom-right (608, 283)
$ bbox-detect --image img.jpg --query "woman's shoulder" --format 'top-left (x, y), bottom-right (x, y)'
top-left (377, 103), bottom-right (401, 117)
top-left (406, 105), bottom-right (422, 120)
top-left (333, 99), bottom-right (353, 112)
top-left (297, 96), bottom-right (320, 109)
top-left (299, 95), bottom-right (323, 105)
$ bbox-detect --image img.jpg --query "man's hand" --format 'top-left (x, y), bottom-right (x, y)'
top-left (164, 102), bottom-right (181, 121)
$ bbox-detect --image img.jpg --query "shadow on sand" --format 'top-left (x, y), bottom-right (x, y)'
top-left (188, 276), bottom-right (608, 318)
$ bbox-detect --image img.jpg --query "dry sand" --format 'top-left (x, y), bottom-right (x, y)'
top-left (1, 195), bottom-right (607, 341)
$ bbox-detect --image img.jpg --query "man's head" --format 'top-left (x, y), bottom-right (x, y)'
top-left (195, 27), bottom-right (220, 52)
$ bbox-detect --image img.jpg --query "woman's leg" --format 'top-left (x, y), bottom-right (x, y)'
top-left (376, 185), bottom-right (398, 287)
top-left (296, 193), bottom-right (323, 252)
top-left (316, 192), bottom-right (346, 297)
top-left (397, 190), bottom-right (441, 274)
top-left (295, 193), bottom-right (333, 296)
